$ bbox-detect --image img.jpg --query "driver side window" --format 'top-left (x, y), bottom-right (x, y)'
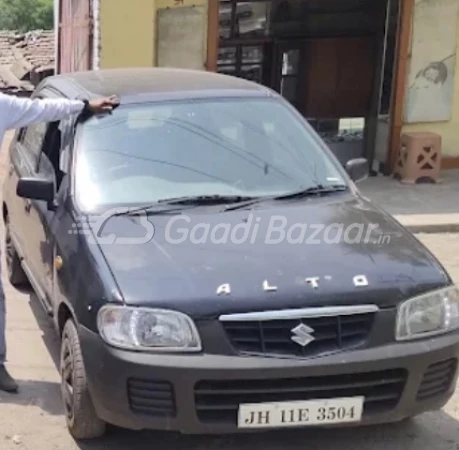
top-left (36, 121), bottom-right (66, 192)
top-left (21, 121), bottom-right (48, 165)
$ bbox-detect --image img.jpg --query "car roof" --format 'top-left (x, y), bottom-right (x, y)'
top-left (40, 67), bottom-right (275, 103)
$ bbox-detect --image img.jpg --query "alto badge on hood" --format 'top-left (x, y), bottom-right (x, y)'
top-left (216, 274), bottom-right (369, 295)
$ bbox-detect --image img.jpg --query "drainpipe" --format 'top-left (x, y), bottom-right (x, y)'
top-left (92, 0), bottom-right (101, 70)
top-left (54, 0), bottom-right (59, 73)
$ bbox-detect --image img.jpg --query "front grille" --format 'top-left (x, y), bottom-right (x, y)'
top-left (195, 369), bottom-right (407, 425)
top-left (127, 378), bottom-right (176, 417)
top-left (222, 313), bottom-right (375, 358)
top-left (417, 359), bottom-right (458, 401)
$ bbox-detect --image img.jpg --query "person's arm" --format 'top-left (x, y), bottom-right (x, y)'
top-left (0, 93), bottom-right (119, 130)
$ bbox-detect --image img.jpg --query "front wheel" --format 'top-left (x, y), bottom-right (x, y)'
top-left (60, 319), bottom-right (106, 440)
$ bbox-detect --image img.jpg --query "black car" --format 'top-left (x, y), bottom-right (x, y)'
top-left (3, 68), bottom-right (459, 440)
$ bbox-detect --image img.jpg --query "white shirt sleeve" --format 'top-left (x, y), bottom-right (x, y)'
top-left (0, 93), bottom-right (85, 131)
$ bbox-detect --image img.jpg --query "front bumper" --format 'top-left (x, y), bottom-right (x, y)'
top-left (79, 326), bottom-right (459, 434)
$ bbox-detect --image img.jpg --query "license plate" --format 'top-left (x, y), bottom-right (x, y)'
top-left (238, 396), bottom-right (364, 429)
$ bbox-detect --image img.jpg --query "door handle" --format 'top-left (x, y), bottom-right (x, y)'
top-left (25, 199), bottom-right (32, 214)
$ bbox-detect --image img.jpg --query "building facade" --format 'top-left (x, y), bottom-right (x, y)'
top-left (55, 0), bottom-right (459, 173)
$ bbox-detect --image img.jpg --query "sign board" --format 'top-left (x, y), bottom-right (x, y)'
top-left (157, 6), bottom-right (207, 70)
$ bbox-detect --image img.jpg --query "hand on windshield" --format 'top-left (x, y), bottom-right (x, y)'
top-left (87, 96), bottom-right (120, 114)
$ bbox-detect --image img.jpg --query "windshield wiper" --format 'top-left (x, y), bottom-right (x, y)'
top-left (110, 195), bottom-right (258, 216)
top-left (223, 185), bottom-right (348, 211)
top-left (274, 184), bottom-right (348, 201)
top-left (110, 187), bottom-right (347, 217)
top-left (223, 197), bottom-right (270, 212)
top-left (110, 205), bottom-right (191, 217)
top-left (156, 194), bottom-right (259, 206)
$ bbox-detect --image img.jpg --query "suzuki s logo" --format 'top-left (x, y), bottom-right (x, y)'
top-left (291, 323), bottom-right (315, 347)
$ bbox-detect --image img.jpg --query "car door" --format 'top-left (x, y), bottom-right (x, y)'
top-left (5, 126), bottom-right (38, 264)
top-left (25, 115), bottom-right (73, 313)
top-left (10, 116), bottom-right (52, 298)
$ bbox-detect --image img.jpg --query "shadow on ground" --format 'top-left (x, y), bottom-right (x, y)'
top-left (0, 286), bottom-right (64, 416)
top-left (0, 379), bottom-right (63, 416)
top-left (74, 412), bottom-right (459, 450)
top-left (25, 289), bottom-right (61, 370)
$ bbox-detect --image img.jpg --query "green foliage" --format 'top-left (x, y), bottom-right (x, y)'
top-left (0, 0), bottom-right (54, 32)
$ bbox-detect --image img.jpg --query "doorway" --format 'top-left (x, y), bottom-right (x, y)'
top-left (271, 37), bottom-right (376, 166)
top-left (216, 0), bottom-right (401, 169)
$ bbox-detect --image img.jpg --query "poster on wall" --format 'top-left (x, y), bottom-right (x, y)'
top-left (157, 6), bottom-right (207, 71)
top-left (405, 0), bottom-right (459, 123)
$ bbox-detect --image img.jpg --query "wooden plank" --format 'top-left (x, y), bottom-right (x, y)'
top-left (386, 0), bottom-right (415, 174)
top-left (206, 0), bottom-right (219, 71)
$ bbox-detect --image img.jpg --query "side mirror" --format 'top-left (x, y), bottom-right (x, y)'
top-left (17, 177), bottom-right (55, 209)
top-left (345, 158), bottom-right (369, 183)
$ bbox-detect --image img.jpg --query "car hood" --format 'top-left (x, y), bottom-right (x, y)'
top-left (89, 194), bottom-right (450, 318)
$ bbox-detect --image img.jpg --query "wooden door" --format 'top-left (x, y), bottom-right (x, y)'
top-left (303, 37), bottom-right (377, 118)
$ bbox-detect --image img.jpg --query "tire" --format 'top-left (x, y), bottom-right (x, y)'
top-left (4, 217), bottom-right (29, 287)
top-left (60, 319), bottom-right (106, 440)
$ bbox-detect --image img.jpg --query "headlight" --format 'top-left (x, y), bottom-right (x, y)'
top-left (97, 306), bottom-right (202, 352)
top-left (396, 286), bottom-right (459, 341)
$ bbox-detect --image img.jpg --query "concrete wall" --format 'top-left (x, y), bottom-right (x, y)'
top-left (402, 0), bottom-right (459, 158)
top-left (99, 0), bottom-right (208, 70)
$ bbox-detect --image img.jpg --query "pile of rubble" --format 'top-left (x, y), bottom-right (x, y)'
top-left (0, 30), bottom-right (54, 95)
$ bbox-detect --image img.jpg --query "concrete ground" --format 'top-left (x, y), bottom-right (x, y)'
top-left (359, 170), bottom-right (459, 216)
top-left (1, 131), bottom-right (459, 449)
top-left (358, 169), bottom-right (459, 233)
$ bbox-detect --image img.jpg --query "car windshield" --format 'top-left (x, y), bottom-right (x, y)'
top-left (74, 97), bottom-right (347, 212)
